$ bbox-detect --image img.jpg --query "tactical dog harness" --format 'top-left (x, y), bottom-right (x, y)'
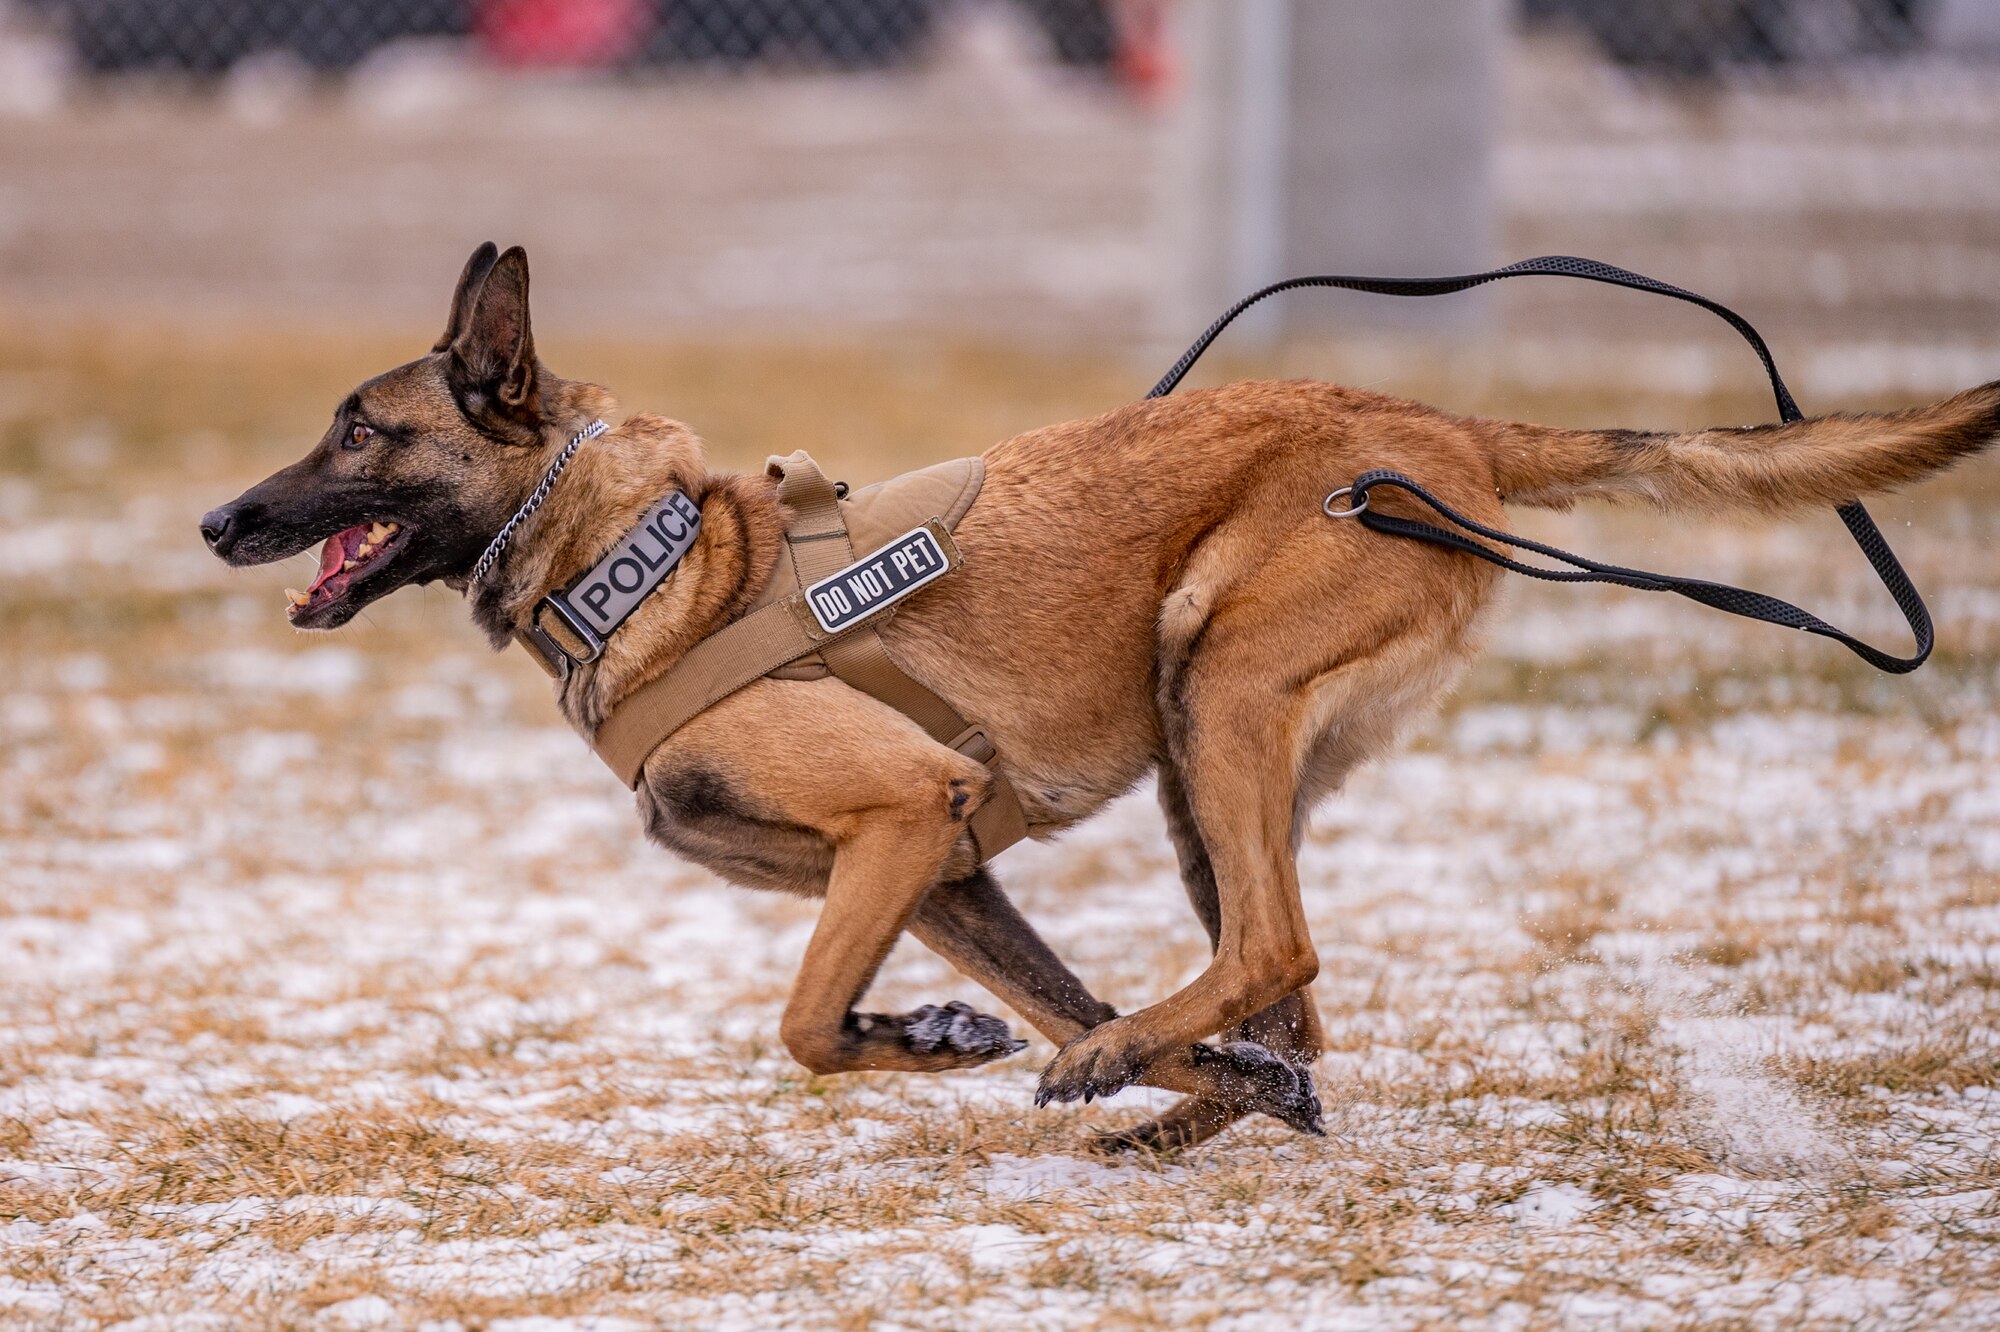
top-left (511, 448), bottom-right (1030, 863)
top-left (490, 253), bottom-right (1939, 871)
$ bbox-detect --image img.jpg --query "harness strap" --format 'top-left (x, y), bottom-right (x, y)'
top-left (593, 598), bottom-right (821, 778)
top-left (768, 452), bottom-right (1030, 861)
top-left (1148, 254), bottom-right (1933, 674)
top-left (587, 452), bottom-right (1027, 862)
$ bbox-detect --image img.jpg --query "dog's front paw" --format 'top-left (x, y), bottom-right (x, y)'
top-left (1035, 1019), bottom-right (1153, 1107)
top-left (900, 1001), bottom-right (1027, 1063)
top-left (1192, 1040), bottom-right (1325, 1136)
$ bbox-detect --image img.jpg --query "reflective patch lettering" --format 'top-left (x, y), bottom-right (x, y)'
top-left (807, 524), bottom-right (952, 634)
top-left (561, 490), bottom-right (703, 638)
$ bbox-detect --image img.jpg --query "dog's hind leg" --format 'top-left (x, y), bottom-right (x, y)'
top-left (1035, 670), bottom-right (1318, 1105)
top-left (1092, 764), bottom-right (1324, 1152)
top-left (1036, 520), bottom-right (1478, 1110)
top-left (910, 868), bottom-right (1323, 1138)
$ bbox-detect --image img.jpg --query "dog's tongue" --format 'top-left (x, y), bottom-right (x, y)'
top-left (308, 524), bottom-right (368, 594)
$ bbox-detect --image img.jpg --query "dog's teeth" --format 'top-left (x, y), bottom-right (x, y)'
top-left (367, 522), bottom-right (394, 544)
top-left (342, 559), bottom-right (358, 572)
top-left (286, 588), bottom-right (309, 607)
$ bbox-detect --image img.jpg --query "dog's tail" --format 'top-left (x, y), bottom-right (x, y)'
top-left (1479, 381), bottom-right (2000, 515)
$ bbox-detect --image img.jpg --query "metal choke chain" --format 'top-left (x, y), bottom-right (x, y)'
top-left (470, 418), bottom-right (608, 586)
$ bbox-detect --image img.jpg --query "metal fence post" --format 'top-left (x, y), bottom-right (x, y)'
top-left (1160, 0), bottom-right (1501, 342)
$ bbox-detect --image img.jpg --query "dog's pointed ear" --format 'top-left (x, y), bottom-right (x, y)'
top-left (445, 245), bottom-right (542, 434)
top-left (435, 241), bottom-right (501, 353)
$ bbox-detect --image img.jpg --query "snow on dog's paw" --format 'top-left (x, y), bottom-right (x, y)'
top-left (1193, 1040), bottom-right (1325, 1136)
top-left (902, 1000), bottom-right (1027, 1061)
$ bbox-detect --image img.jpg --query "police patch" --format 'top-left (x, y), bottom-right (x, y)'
top-left (553, 490), bottom-right (703, 640)
top-left (805, 521), bottom-right (956, 635)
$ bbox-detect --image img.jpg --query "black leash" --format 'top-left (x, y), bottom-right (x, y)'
top-left (1146, 254), bottom-right (1932, 674)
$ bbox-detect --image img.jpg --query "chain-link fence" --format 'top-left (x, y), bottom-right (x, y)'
top-left (9, 0), bottom-right (1998, 82)
top-left (1521, 0), bottom-right (1997, 74)
top-left (10, 0), bottom-right (1121, 77)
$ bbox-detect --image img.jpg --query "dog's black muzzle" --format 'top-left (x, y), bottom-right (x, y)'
top-left (199, 457), bottom-right (354, 568)
top-left (199, 504), bottom-right (243, 558)
top-left (198, 495), bottom-right (306, 566)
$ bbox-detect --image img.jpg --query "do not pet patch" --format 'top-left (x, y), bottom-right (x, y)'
top-left (805, 522), bottom-right (957, 635)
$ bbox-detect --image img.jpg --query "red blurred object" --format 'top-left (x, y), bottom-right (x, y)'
top-left (1111, 0), bottom-right (1177, 106)
top-left (476, 0), bottom-right (649, 68)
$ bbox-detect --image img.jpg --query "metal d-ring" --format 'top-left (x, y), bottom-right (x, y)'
top-left (1323, 486), bottom-right (1369, 519)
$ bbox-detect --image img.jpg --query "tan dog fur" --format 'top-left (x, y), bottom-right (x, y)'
top-left (203, 244), bottom-right (2000, 1150)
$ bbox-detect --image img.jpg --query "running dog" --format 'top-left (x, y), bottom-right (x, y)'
top-left (200, 243), bottom-right (2000, 1150)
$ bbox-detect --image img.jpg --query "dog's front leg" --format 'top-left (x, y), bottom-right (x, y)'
top-left (909, 868), bottom-right (1117, 1043)
top-left (777, 776), bottom-right (1029, 1076)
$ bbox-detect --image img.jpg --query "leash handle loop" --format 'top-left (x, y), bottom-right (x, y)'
top-left (1147, 254), bottom-right (1932, 674)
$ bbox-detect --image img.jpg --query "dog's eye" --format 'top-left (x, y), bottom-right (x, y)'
top-left (345, 423), bottom-right (374, 450)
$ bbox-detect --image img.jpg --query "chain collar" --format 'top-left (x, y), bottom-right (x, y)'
top-left (468, 418), bottom-right (608, 586)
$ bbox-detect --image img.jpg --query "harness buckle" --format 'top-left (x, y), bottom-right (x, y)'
top-left (534, 593), bottom-right (608, 668)
top-left (948, 725), bottom-right (997, 765)
top-left (523, 624), bottom-right (572, 682)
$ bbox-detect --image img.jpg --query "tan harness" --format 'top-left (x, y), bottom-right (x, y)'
top-left (515, 450), bottom-right (1030, 862)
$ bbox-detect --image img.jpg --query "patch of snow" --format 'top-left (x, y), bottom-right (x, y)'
top-left (316, 1296), bottom-right (401, 1329)
top-left (954, 1223), bottom-right (1049, 1274)
top-left (1499, 1181), bottom-right (1601, 1226)
top-left (1635, 962), bottom-right (1848, 1179)
top-left (204, 646), bottom-right (367, 694)
top-left (976, 1153), bottom-right (1144, 1200)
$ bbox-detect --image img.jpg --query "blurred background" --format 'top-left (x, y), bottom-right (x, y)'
top-left (6, 0), bottom-right (2000, 384)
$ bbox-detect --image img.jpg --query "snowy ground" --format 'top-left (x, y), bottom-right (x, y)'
top-left (2, 354), bottom-right (1998, 1329)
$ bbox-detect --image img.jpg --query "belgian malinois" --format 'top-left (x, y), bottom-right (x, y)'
top-left (201, 243), bottom-right (1999, 1150)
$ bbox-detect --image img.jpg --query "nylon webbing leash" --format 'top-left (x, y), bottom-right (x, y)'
top-left (1147, 255), bottom-right (1933, 674)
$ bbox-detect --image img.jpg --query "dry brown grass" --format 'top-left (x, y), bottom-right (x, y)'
top-left (1, 336), bottom-right (1997, 1329)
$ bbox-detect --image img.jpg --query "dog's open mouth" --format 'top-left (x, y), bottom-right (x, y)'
top-left (286, 521), bottom-right (405, 624)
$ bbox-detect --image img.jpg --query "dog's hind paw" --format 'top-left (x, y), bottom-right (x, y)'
top-left (1192, 1040), bottom-right (1325, 1136)
top-left (900, 1001), bottom-right (1027, 1062)
top-left (1089, 1102), bottom-right (1230, 1156)
top-left (1035, 1019), bottom-right (1151, 1107)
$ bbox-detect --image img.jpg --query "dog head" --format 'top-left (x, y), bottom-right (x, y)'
top-left (200, 242), bottom-right (574, 630)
